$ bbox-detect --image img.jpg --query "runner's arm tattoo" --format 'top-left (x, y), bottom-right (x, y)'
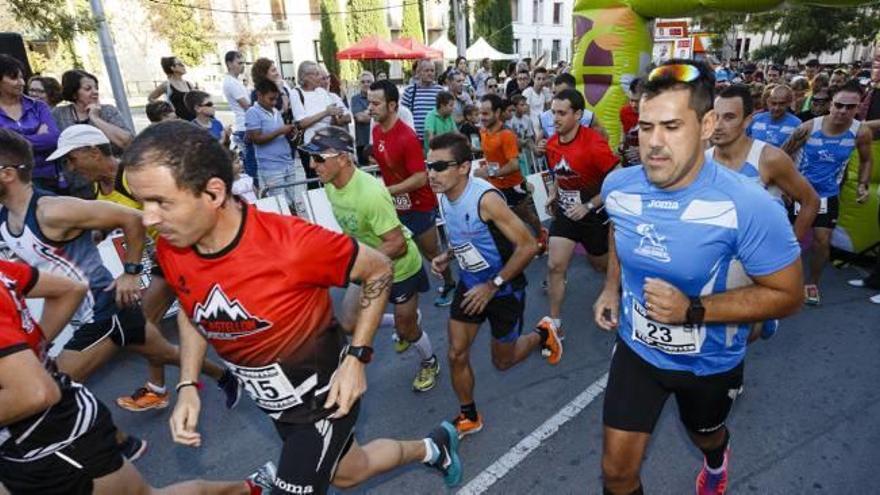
top-left (359, 272), bottom-right (393, 309)
top-left (781, 125), bottom-right (809, 157)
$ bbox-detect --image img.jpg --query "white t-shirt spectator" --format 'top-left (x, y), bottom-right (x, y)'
top-left (522, 86), bottom-right (553, 129)
top-left (223, 74), bottom-right (250, 133)
top-left (291, 87), bottom-right (345, 142)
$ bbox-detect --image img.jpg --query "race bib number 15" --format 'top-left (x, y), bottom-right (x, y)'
top-left (225, 361), bottom-right (317, 411)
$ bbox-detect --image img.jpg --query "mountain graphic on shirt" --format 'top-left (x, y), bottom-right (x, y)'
top-left (193, 284), bottom-right (272, 340)
top-left (554, 157), bottom-right (576, 177)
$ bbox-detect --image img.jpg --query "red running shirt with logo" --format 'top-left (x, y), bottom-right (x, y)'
top-left (545, 125), bottom-right (618, 195)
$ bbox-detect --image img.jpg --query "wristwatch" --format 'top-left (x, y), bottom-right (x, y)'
top-left (491, 275), bottom-right (505, 289)
top-left (123, 262), bottom-right (144, 275)
top-left (685, 296), bottom-right (705, 325)
top-left (346, 345), bottom-right (374, 364)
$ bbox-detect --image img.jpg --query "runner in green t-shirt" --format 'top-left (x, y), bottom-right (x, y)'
top-left (424, 91), bottom-right (459, 154)
top-left (301, 127), bottom-right (441, 392)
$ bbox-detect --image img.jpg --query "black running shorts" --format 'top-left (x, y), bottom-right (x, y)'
top-left (390, 267), bottom-right (430, 305)
top-left (64, 305), bottom-right (147, 352)
top-left (602, 339), bottom-right (744, 435)
top-left (0, 401), bottom-right (123, 495)
top-left (548, 208), bottom-right (609, 256)
top-left (272, 401), bottom-right (359, 495)
top-left (450, 282), bottom-right (525, 344)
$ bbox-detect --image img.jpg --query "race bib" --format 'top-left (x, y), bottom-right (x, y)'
top-left (226, 361), bottom-right (317, 411)
top-left (631, 300), bottom-right (702, 354)
top-left (794, 196), bottom-right (827, 215)
top-left (558, 189), bottom-right (581, 207)
top-left (393, 193), bottom-right (412, 211)
top-left (452, 242), bottom-right (490, 272)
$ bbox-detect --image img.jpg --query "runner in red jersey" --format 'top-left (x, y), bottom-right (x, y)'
top-left (534, 89), bottom-right (619, 340)
top-left (0, 259), bottom-right (269, 494)
top-left (123, 121), bottom-right (461, 495)
top-left (368, 80), bottom-right (457, 307)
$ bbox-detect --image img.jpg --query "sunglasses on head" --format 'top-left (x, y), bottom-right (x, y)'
top-left (425, 160), bottom-right (459, 172)
top-left (310, 152), bottom-right (341, 163)
top-left (832, 101), bottom-right (857, 110)
top-left (648, 64), bottom-right (701, 83)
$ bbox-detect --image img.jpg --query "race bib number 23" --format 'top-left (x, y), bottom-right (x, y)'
top-left (631, 300), bottom-right (703, 354)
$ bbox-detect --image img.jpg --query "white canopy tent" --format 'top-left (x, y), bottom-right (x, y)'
top-left (429, 35), bottom-right (459, 60)
top-left (465, 37), bottom-right (517, 60)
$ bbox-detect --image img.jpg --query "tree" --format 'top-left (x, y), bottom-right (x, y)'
top-left (401, 0), bottom-right (423, 43)
top-left (142, 0), bottom-right (214, 66)
top-left (5, 0), bottom-right (95, 68)
top-left (473, 0), bottom-right (513, 72)
top-left (346, 0), bottom-right (390, 78)
top-left (319, 0), bottom-right (357, 81)
top-left (698, 5), bottom-right (880, 63)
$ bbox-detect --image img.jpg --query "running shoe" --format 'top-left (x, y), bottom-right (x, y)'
top-left (536, 227), bottom-right (549, 256)
top-left (120, 435), bottom-right (148, 462)
top-left (804, 284), bottom-right (820, 305)
top-left (246, 461), bottom-right (277, 494)
top-left (760, 319), bottom-right (779, 340)
top-left (695, 447), bottom-right (729, 495)
top-left (434, 282), bottom-right (456, 307)
top-left (452, 412), bottom-right (484, 439)
top-left (535, 317), bottom-right (563, 365)
top-left (392, 332), bottom-right (411, 353)
top-left (217, 368), bottom-right (242, 409)
top-left (425, 421), bottom-right (463, 487)
top-left (870, 293), bottom-right (880, 304)
top-left (847, 278), bottom-right (866, 288)
top-left (413, 357), bottom-right (440, 392)
top-left (116, 386), bottom-right (169, 412)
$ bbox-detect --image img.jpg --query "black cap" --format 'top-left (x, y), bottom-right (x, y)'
top-left (298, 126), bottom-right (355, 155)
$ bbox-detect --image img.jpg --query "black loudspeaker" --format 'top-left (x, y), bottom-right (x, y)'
top-left (0, 32), bottom-right (32, 79)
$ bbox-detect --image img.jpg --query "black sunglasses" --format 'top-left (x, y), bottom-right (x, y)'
top-left (426, 160), bottom-right (460, 172)
top-left (832, 102), bottom-right (857, 110)
top-left (199, 101), bottom-right (214, 107)
top-left (310, 152), bottom-right (341, 163)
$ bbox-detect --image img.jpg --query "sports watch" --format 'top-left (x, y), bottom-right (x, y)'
top-left (346, 345), bottom-right (374, 364)
top-left (685, 296), bottom-right (705, 326)
top-left (491, 275), bottom-right (505, 289)
top-left (123, 262), bottom-right (144, 275)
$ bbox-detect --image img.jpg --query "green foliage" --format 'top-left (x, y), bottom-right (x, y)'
top-left (319, 0), bottom-right (358, 81)
top-left (142, 0), bottom-right (214, 66)
top-left (346, 0), bottom-right (390, 77)
top-left (697, 5), bottom-right (880, 62)
top-left (401, 0), bottom-right (423, 43)
top-left (474, 0), bottom-right (513, 72)
top-left (5, 0), bottom-right (95, 68)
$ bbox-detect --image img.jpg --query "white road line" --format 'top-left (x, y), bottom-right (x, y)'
top-left (456, 372), bottom-right (609, 495)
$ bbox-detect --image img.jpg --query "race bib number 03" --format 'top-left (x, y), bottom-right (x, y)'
top-left (452, 242), bottom-right (490, 272)
top-left (393, 193), bottom-right (412, 211)
top-left (631, 300), bottom-right (702, 354)
top-left (558, 189), bottom-right (581, 207)
top-left (225, 361), bottom-right (317, 411)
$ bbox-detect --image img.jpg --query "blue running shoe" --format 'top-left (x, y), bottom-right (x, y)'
top-left (426, 421), bottom-right (462, 487)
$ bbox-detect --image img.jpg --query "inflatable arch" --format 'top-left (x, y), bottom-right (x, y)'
top-left (573, 0), bottom-right (880, 254)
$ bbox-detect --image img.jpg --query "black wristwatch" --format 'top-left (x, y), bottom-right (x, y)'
top-left (346, 345), bottom-right (374, 364)
top-left (123, 262), bottom-right (144, 275)
top-left (685, 296), bottom-right (705, 326)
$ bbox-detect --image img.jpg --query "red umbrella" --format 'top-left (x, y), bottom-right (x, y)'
top-left (337, 36), bottom-right (423, 60)
top-left (393, 37), bottom-right (443, 59)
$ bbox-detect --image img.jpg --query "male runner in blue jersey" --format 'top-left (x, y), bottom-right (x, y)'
top-left (593, 60), bottom-right (804, 495)
top-left (782, 79), bottom-right (874, 305)
top-left (747, 85), bottom-right (802, 147)
top-left (427, 132), bottom-right (562, 438)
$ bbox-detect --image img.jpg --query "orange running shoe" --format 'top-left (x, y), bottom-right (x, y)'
top-left (452, 412), bottom-right (484, 439)
top-left (116, 386), bottom-right (170, 412)
top-left (535, 317), bottom-right (563, 365)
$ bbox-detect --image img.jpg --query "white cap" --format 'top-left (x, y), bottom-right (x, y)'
top-left (47, 124), bottom-right (111, 161)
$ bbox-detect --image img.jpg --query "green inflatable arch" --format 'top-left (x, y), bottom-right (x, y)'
top-left (572, 0), bottom-right (880, 254)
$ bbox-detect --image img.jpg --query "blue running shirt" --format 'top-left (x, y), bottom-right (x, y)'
top-left (601, 161), bottom-right (800, 375)
top-left (706, 139), bottom-right (783, 201)
top-left (440, 177), bottom-right (525, 294)
top-left (748, 111), bottom-right (802, 148)
top-left (797, 116), bottom-right (861, 198)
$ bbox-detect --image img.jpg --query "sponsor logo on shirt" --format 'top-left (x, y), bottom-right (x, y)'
top-left (193, 284), bottom-right (272, 340)
top-left (817, 149), bottom-right (837, 163)
top-left (647, 199), bottom-right (679, 210)
top-left (633, 223), bottom-right (671, 263)
top-left (554, 157), bottom-right (575, 176)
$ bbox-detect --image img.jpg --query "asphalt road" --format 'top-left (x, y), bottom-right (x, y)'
top-left (77, 252), bottom-right (880, 494)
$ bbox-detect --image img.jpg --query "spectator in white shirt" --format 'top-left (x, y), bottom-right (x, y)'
top-left (522, 67), bottom-right (552, 131)
top-left (222, 50), bottom-right (258, 183)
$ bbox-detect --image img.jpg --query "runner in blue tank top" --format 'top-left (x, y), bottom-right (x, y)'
top-left (747, 85), bottom-right (802, 147)
top-left (709, 84), bottom-right (820, 342)
top-left (593, 60), bottom-right (804, 495)
top-left (426, 132), bottom-right (562, 440)
top-left (781, 79), bottom-right (874, 305)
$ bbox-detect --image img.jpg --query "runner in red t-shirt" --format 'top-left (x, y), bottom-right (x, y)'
top-left (535, 89), bottom-right (619, 338)
top-left (368, 80), bottom-right (457, 307)
top-left (124, 121), bottom-right (462, 494)
top-left (0, 259), bottom-right (264, 493)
